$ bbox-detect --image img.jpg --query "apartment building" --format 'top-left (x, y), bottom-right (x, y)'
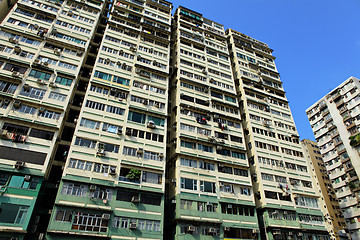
top-left (227, 29), bottom-right (330, 240)
top-left (302, 139), bottom-right (349, 240)
top-left (0, 0), bottom-right (105, 238)
top-left (166, 7), bottom-right (259, 240)
top-left (44, 0), bottom-right (173, 239)
top-left (306, 76), bottom-right (360, 239)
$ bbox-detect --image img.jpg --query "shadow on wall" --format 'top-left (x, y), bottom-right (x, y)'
top-left (0, 0), bottom-right (16, 23)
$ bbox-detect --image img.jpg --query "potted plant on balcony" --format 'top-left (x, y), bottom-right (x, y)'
top-left (126, 169), bottom-right (141, 182)
top-left (349, 133), bottom-right (360, 147)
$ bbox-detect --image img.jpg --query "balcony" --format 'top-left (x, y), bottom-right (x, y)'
top-left (337, 147), bottom-right (347, 155)
top-left (335, 98), bottom-right (344, 108)
top-left (334, 139), bottom-right (343, 147)
top-left (339, 106), bottom-right (348, 115)
top-left (345, 121), bottom-right (356, 130)
top-left (332, 91), bottom-right (342, 101)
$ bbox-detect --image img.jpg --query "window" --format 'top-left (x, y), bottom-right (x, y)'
top-left (180, 178), bottom-right (197, 190)
top-left (38, 110), bottom-right (61, 120)
top-left (142, 172), bottom-right (161, 184)
top-left (80, 118), bottom-right (100, 130)
top-left (29, 69), bottom-right (51, 80)
top-left (19, 87), bottom-right (46, 100)
top-left (128, 111), bottom-right (146, 123)
top-left (196, 179), bottom-right (215, 194)
top-left (0, 80), bottom-right (18, 94)
top-left (74, 137), bottom-right (96, 148)
top-left (147, 115), bottom-right (165, 127)
top-left (61, 182), bottom-right (87, 197)
top-left (14, 104), bottom-right (37, 114)
top-left (8, 175), bottom-right (39, 189)
top-left (0, 203), bottom-right (29, 225)
top-left (180, 158), bottom-right (197, 167)
top-left (55, 209), bottom-right (72, 222)
top-left (48, 92), bottom-right (66, 101)
top-left (29, 128), bottom-right (54, 140)
top-left (72, 212), bottom-right (108, 232)
top-left (55, 76), bottom-right (72, 86)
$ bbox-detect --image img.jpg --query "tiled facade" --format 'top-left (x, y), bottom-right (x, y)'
top-left (302, 139), bottom-right (349, 240)
top-left (227, 29), bottom-right (330, 240)
top-left (307, 76), bottom-right (360, 239)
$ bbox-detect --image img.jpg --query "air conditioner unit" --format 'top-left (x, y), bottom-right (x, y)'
top-left (227, 204), bottom-right (232, 209)
top-left (2, 99), bottom-right (10, 105)
top-left (130, 46), bottom-right (137, 52)
top-left (15, 161), bottom-right (25, 169)
top-left (39, 107), bottom-right (45, 113)
top-left (42, 61), bottom-right (49, 67)
top-left (252, 229), bottom-right (260, 234)
top-left (147, 121), bottom-right (156, 129)
top-left (33, 59), bottom-right (41, 64)
top-left (297, 232), bottom-right (303, 236)
top-left (202, 69), bottom-right (208, 74)
top-left (206, 202), bottom-right (212, 206)
top-left (187, 226), bottom-right (195, 232)
top-left (117, 129), bottom-right (122, 135)
top-left (143, 100), bottom-right (148, 105)
top-left (90, 185), bottom-right (97, 191)
top-left (288, 232), bottom-right (293, 236)
top-left (109, 167), bottom-right (116, 175)
top-left (158, 153), bottom-right (164, 158)
top-left (76, 51), bottom-right (82, 56)
top-left (137, 148), bottom-right (144, 154)
top-left (37, 79), bottom-right (46, 85)
top-left (224, 227), bottom-right (230, 231)
top-left (131, 196), bottom-right (140, 203)
top-left (49, 82), bottom-right (57, 88)
top-left (208, 228), bottom-right (216, 234)
top-left (9, 37), bottom-right (19, 44)
top-left (54, 48), bottom-right (62, 55)
top-left (12, 71), bottom-right (21, 77)
top-left (155, 103), bottom-right (160, 108)
top-left (102, 213), bottom-right (110, 220)
top-left (14, 46), bottom-right (22, 53)
top-left (97, 148), bottom-right (105, 155)
top-left (216, 145), bottom-right (222, 150)
top-left (129, 223), bottom-right (137, 229)
top-left (24, 175), bottom-right (31, 182)
top-left (273, 230), bottom-right (281, 235)
top-left (171, 178), bottom-right (176, 183)
top-left (23, 83), bottom-right (31, 91)
top-left (13, 100), bottom-right (21, 109)
top-left (125, 128), bottom-right (132, 136)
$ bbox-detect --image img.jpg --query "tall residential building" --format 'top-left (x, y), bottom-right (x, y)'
top-left (166, 6), bottom-right (259, 240)
top-left (45, 0), bottom-right (173, 239)
top-left (0, 0), bottom-right (105, 238)
top-left (302, 139), bottom-right (349, 240)
top-left (227, 29), bottom-right (330, 240)
top-left (306, 76), bottom-right (360, 239)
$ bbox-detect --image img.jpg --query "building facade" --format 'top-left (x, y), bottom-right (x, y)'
top-left (45, 0), bottom-right (173, 239)
top-left (227, 28), bottom-right (330, 240)
top-left (302, 139), bottom-right (349, 240)
top-left (166, 6), bottom-right (259, 240)
top-left (306, 76), bottom-right (360, 239)
top-left (0, 0), bottom-right (105, 238)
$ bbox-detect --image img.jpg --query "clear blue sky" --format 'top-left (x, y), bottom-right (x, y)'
top-left (170, 0), bottom-right (360, 141)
